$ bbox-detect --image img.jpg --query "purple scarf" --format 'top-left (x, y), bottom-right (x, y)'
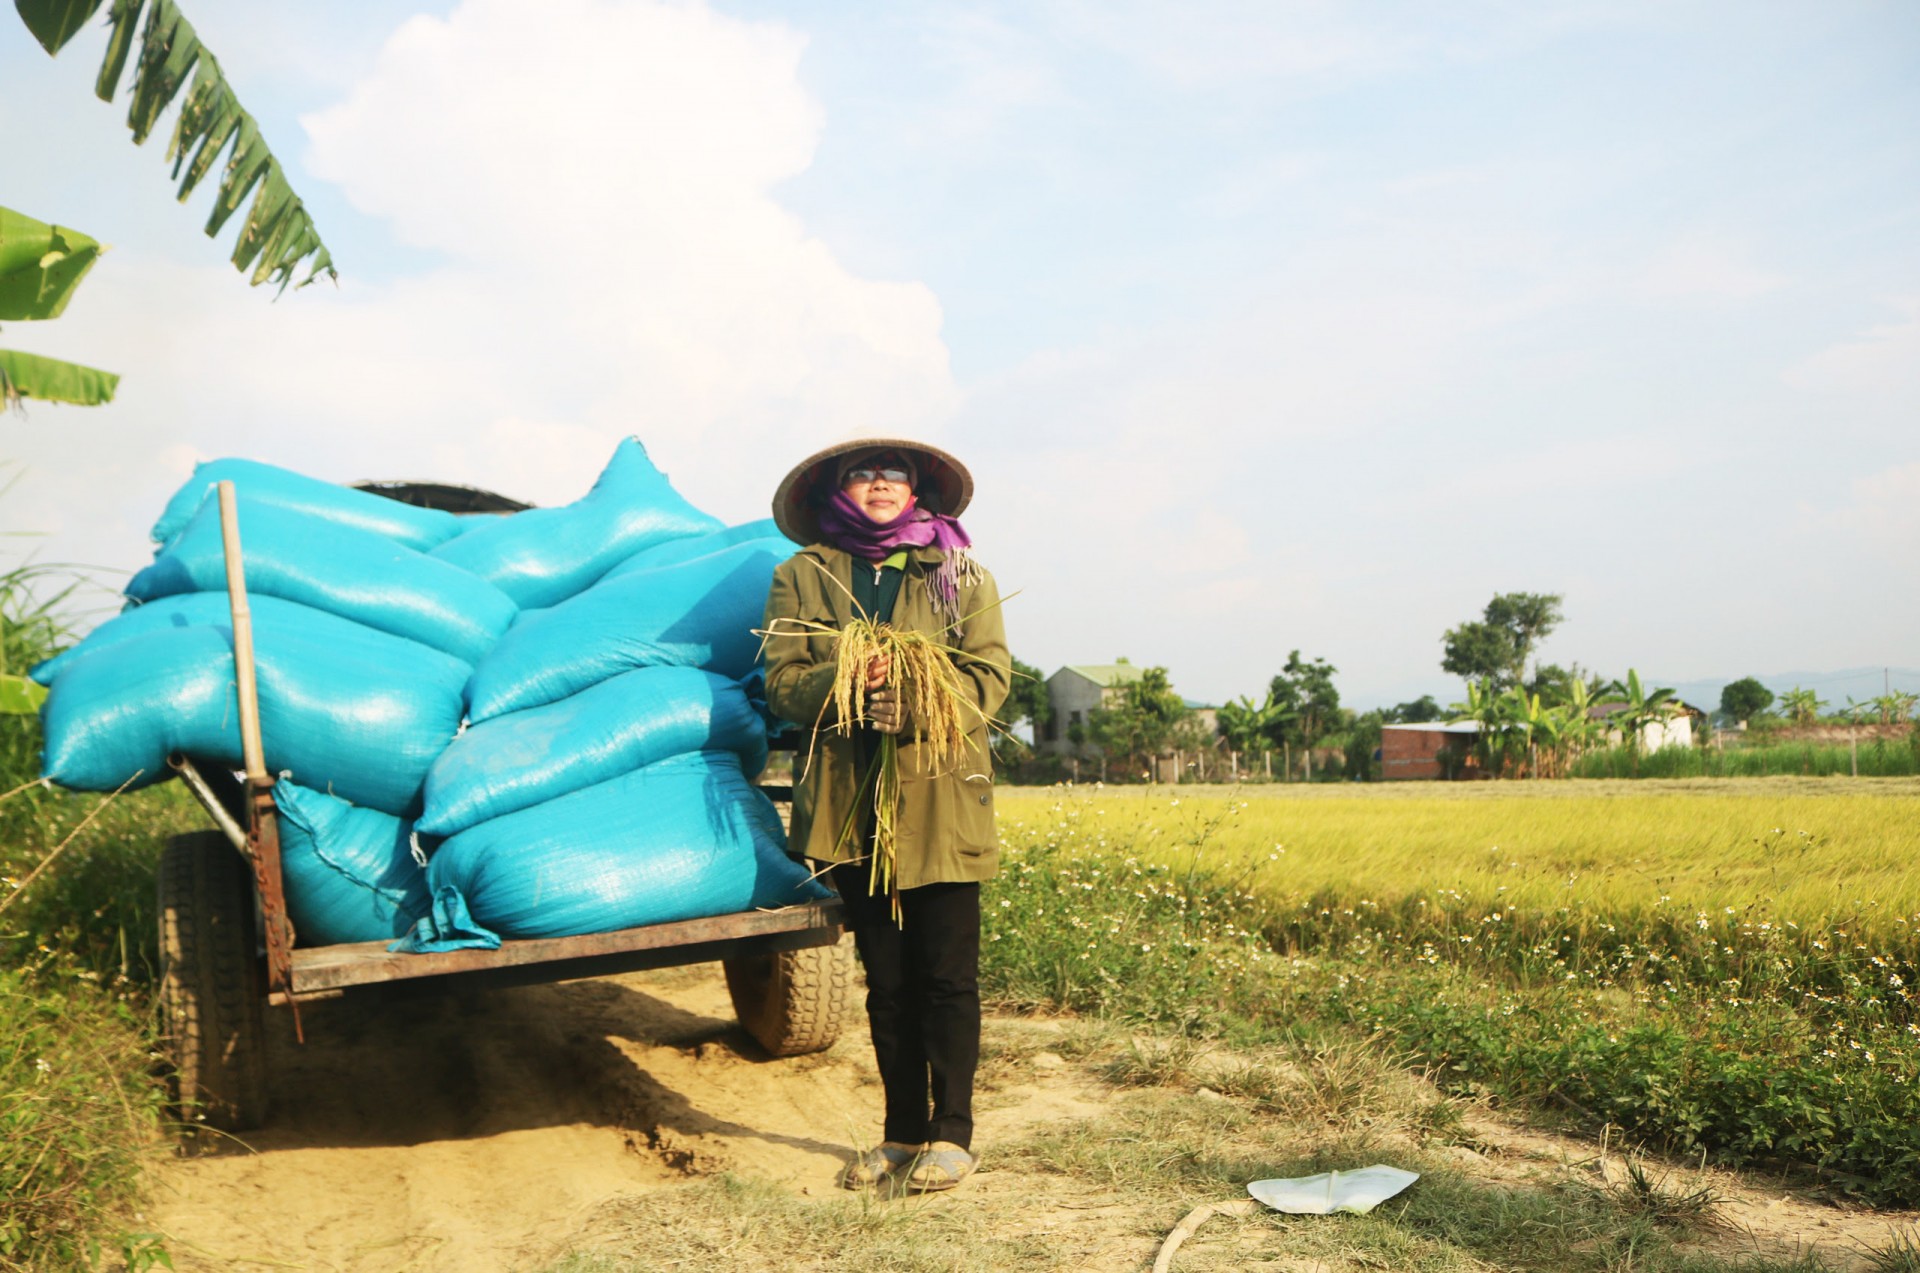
top-left (818, 489), bottom-right (976, 622)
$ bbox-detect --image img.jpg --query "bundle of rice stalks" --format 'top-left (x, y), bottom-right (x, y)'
top-left (760, 602), bottom-right (1000, 919)
top-left (826, 617), bottom-right (980, 912)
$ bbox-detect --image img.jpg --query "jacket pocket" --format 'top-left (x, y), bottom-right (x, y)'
top-left (951, 770), bottom-right (995, 855)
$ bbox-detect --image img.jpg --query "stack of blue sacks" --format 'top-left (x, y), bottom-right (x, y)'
top-left (33, 439), bottom-right (823, 952)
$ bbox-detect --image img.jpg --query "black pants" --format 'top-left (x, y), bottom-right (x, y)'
top-left (830, 864), bottom-right (982, 1150)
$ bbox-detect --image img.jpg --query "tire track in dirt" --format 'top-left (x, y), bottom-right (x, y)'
top-left (145, 965), bottom-right (882, 1271)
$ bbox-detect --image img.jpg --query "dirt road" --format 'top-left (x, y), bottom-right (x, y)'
top-left (144, 963), bottom-right (1911, 1272)
top-left (143, 962), bottom-right (1108, 1271)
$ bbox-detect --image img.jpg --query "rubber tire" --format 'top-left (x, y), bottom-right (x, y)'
top-left (158, 830), bottom-right (269, 1135)
top-left (724, 933), bottom-right (855, 1057)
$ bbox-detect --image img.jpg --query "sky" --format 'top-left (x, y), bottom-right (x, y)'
top-left (3, 0), bottom-right (1917, 710)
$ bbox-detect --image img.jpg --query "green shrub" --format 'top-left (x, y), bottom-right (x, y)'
top-left (0, 969), bottom-right (167, 1271)
top-left (1, 778), bottom-right (199, 1269)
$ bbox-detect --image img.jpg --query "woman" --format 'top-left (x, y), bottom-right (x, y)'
top-left (764, 438), bottom-right (1010, 1193)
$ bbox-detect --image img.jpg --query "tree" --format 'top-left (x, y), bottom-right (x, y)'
top-left (1267, 650), bottom-right (1339, 779)
top-left (1602, 669), bottom-right (1681, 759)
top-left (0, 207), bottom-right (120, 406)
top-left (1718, 677), bottom-right (1774, 725)
top-left (1779, 686), bottom-right (1827, 726)
top-left (1859, 691), bottom-right (1919, 726)
top-left (1003, 656), bottom-right (1051, 739)
top-left (1087, 665), bottom-right (1191, 778)
top-left (1341, 708), bottom-right (1385, 781)
top-left (1384, 694), bottom-right (1440, 724)
top-left (1441, 591), bottom-right (1564, 691)
top-left (13, 0), bottom-right (335, 292)
top-left (1526, 662), bottom-right (1594, 707)
top-left (1439, 620), bottom-right (1514, 691)
top-left (3, 2), bottom-right (338, 407)
top-left (1217, 694), bottom-right (1289, 757)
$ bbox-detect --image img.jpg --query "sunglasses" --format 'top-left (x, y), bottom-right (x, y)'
top-left (842, 465), bottom-right (913, 486)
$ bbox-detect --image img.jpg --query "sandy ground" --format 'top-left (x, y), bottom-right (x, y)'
top-left (142, 964), bottom-right (1914, 1272)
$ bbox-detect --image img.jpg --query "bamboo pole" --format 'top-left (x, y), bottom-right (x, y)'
top-left (217, 481), bottom-right (267, 784)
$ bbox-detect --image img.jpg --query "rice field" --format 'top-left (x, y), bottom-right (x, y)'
top-left (987, 777), bottom-right (1920, 1204)
top-left (997, 777), bottom-right (1920, 946)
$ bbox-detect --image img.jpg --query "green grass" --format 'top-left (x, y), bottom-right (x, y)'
top-left (0, 782), bottom-right (202, 1270)
top-left (985, 782), bottom-right (1920, 1209)
top-left (0, 969), bottom-right (169, 1272)
top-left (1574, 741), bottom-right (1920, 779)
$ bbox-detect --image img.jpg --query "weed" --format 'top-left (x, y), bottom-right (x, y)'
top-left (0, 970), bottom-right (171, 1271)
top-left (1599, 1145), bottom-right (1728, 1233)
top-left (1102, 1034), bottom-right (1216, 1089)
top-left (1862, 1229), bottom-right (1920, 1273)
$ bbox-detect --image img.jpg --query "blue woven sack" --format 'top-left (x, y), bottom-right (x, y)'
top-left (41, 601), bottom-right (467, 815)
top-left (466, 538), bottom-right (787, 722)
top-left (32, 592), bottom-right (276, 686)
top-left (415, 750), bottom-right (826, 942)
top-left (429, 438), bottom-right (721, 608)
top-left (126, 497), bottom-right (516, 665)
top-left (598, 518), bottom-right (795, 583)
top-left (419, 666), bottom-right (769, 837)
top-left (151, 458), bottom-right (460, 551)
top-left (275, 783), bottom-right (431, 946)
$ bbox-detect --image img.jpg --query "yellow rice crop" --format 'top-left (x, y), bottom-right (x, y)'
top-left (997, 777), bottom-right (1920, 941)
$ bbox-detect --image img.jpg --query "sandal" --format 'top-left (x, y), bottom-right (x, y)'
top-left (904, 1141), bottom-right (978, 1192)
top-left (840, 1141), bottom-right (921, 1190)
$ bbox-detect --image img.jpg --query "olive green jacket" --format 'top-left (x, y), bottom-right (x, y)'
top-left (762, 543), bottom-right (1011, 888)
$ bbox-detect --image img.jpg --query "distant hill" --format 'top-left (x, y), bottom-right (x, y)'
top-left (1658, 667), bottom-right (1920, 714)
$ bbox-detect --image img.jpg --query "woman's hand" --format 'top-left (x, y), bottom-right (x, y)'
top-left (866, 685), bottom-right (906, 734)
top-left (864, 652), bottom-right (891, 690)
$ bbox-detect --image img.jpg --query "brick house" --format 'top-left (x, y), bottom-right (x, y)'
top-left (1379, 721), bottom-right (1481, 780)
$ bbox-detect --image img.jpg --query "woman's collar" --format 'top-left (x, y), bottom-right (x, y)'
top-left (802, 542), bottom-right (945, 566)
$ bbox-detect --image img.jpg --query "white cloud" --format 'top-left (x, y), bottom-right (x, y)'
top-left (1806, 462), bottom-right (1920, 556)
top-left (1635, 235), bottom-right (1785, 302)
top-left (3, 0), bottom-right (957, 595)
top-left (1785, 300), bottom-right (1920, 397)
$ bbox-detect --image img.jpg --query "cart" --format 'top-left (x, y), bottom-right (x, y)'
top-left (155, 481), bottom-right (852, 1135)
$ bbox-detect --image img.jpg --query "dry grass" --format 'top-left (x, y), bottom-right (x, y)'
top-left (547, 1010), bottom-right (1845, 1273)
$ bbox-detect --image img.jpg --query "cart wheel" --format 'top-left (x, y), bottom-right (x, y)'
top-left (158, 830), bottom-right (269, 1136)
top-left (723, 933), bottom-right (855, 1057)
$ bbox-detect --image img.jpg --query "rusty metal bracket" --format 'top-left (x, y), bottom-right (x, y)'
top-left (247, 777), bottom-right (300, 1039)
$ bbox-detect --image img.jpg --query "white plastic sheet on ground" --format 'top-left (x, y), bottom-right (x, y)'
top-left (1246, 1165), bottom-right (1420, 1215)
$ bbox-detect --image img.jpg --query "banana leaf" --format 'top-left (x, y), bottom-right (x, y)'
top-left (0, 349), bottom-right (120, 407)
top-left (12, 0), bottom-right (336, 292)
top-left (12, 0), bottom-right (95, 52)
top-left (0, 674), bottom-right (47, 715)
top-left (0, 206), bottom-right (105, 322)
